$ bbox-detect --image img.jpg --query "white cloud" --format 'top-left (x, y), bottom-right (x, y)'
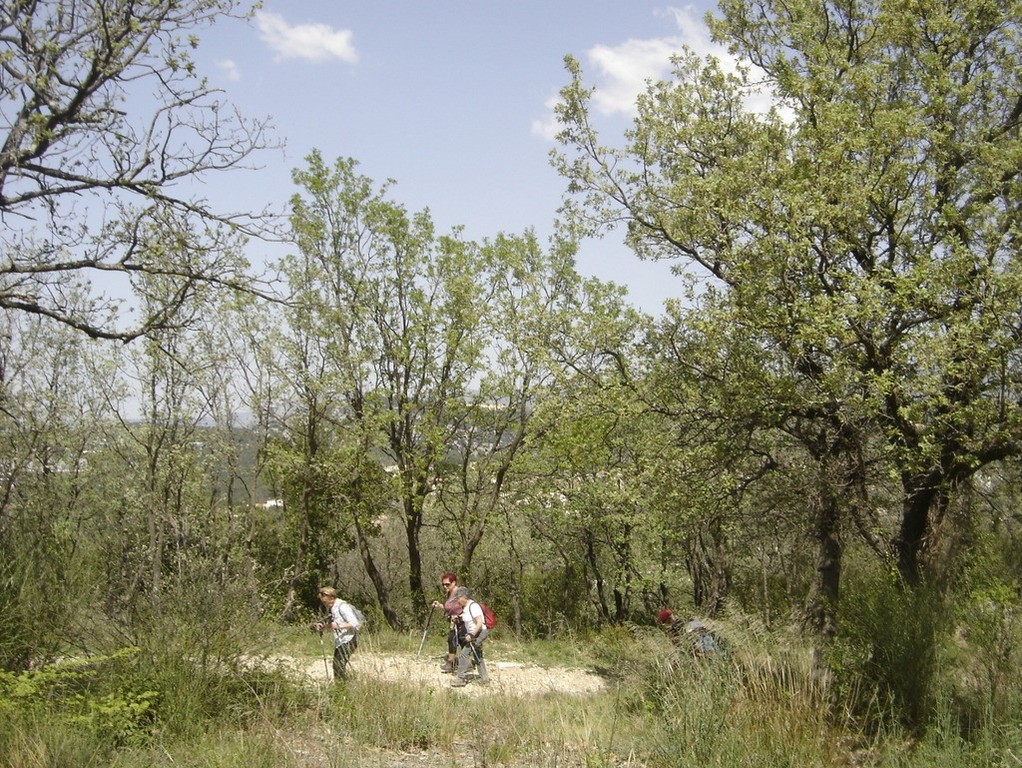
top-left (533, 5), bottom-right (784, 140)
top-left (255, 11), bottom-right (358, 63)
top-left (530, 95), bottom-right (563, 141)
top-left (587, 5), bottom-right (723, 116)
top-left (586, 37), bottom-right (679, 115)
top-left (531, 5), bottom-right (711, 140)
top-left (216, 59), bottom-right (241, 82)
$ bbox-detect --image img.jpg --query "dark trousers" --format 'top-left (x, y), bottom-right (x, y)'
top-left (333, 636), bottom-right (358, 680)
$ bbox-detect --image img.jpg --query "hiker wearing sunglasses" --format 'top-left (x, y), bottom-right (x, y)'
top-left (431, 572), bottom-right (461, 673)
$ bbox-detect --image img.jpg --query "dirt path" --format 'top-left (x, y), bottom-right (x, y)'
top-left (271, 649), bottom-right (608, 698)
top-left (249, 648), bottom-right (615, 766)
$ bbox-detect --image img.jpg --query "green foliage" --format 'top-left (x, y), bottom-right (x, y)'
top-left (516, 562), bottom-right (594, 636)
top-left (328, 679), bottom-right (444, 750)
top-left (0, 648), bottom-right (158, 762)
top-left (0, 638), bottom-right (317, 765)
top-left (10, 0), bottom-right (1022, 763)
top-left (3, 623), bottom-right (1022, 766)
top-left (70, 689), bottom-right (160, 748)
top-left (939, 576), bottom-right (1022, 737)
top-left (830, 568), bottom-right (951, 733)
top-left (113, 729), bottom-right (303, 768)
top-left (0, 559), bottom-right (47, 672)
top-left (0, 0), bottom-right (268, 342)
top-left (555, 0), bottom-right (1022, 597)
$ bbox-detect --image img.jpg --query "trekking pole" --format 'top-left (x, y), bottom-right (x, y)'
top-left (466, 635), bottom-right (490, 683)
top-left (416, 605), bottom-right (435, 656)
top-left (319, 628), bottom-right (331, 681)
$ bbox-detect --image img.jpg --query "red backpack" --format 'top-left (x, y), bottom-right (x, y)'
top-left (479, 602), bottom-right (497, 629)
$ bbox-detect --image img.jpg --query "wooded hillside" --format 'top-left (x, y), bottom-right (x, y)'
top-left (3, 0), bottom-right (1022, 763)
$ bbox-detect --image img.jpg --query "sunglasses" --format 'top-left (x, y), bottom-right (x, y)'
top-left (442, 582), bottom-right (452, 587)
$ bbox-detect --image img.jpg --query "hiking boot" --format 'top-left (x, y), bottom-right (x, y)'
top-left (451, 677), bottom-right (468, 687)
top-left (477, 678), bottom-right (490, 686)
top-left (439, 661), bottom-right (454, 673)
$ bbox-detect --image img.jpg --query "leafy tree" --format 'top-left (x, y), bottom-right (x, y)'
top-left (552, 0), bottom-right (1022, 630)
top-left (284, 152), bottom-right (492, 621)
top-left (239, 277), bottom-right (358, 621)
top-left (0, 309), bottom-right (112, 668)
top-left (74, 286), bottom-right (270, 664)
top-left (432, 231), bottom-right (580, 577)
top-left (643, 302), bottom-right (872, 633)
top-left (280, 152), bottom-right (644, 626)
top-left (0, 0), bottom-right (274, 341)
top-left (505, 277), bottom-right (654, 627)
top-left (528, 390), bottom-right (650, 625)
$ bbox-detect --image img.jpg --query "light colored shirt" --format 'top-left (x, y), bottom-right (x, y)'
top-left (331, 600), bottom-right (360, 646)
top-left (460, 600), bottom-right (485, 637)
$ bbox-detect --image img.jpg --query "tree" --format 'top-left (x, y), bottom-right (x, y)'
top-left (105, 274), bottom-right (247, 614)
top-left (501, 275), bottom-right (654, 627)
top-left (554, 0), bottom-right (1022, 612)
top-left (248, 306), bottom-right (395, 626)
top-left (643, 302), bottom-right (869, 633)
top-left (0, 0), bottom-right (274, 341)
top-left (0, 307), bottom-right (112, 667)
top-left (432, 231), bottom-right (578, 576)
top-left (284, 152), bottom-right (494, 621)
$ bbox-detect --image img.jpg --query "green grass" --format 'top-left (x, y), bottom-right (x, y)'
top-left (4, 623), bottom-right (1022, 767)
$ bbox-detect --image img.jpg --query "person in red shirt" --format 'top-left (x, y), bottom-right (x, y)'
top-left (431, 572), bottom-right (461, 673)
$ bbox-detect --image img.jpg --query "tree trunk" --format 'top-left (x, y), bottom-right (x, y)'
top-left (612, 521), bottom-right (632, 621)
top-left (403, 482), bottom-right (426, 613)
top-left (895, 472), bottom-right (937, 588)
top-left (802, 491), bottom-right (842, 639)
top-left (584, 529), bottom-right (611, 623)
top-left (802, 471), bottom-right (844, 700)
top-left (503, 505), bottom-right (524, 636)
top-left (352, 512), bottom-right (399, 629)
top-left (685, 520), bottom-right (730, 616)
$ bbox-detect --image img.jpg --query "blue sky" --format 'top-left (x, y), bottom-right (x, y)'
top-left (193, 2), bottom-right (730, 315)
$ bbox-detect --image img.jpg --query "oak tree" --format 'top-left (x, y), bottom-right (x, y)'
top-left (554, 0), bottom-right (1022, 623)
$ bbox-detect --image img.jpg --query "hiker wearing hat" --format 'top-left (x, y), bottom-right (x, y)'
top-left (316, 587), bottom-right (362, 680)
top-left (451, 586), bottom-right (490, 687)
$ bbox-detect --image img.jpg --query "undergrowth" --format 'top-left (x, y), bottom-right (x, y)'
top-left (4, 619), bottom-right (1022, 767)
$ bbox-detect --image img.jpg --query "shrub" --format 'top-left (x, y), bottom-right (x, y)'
top-left (830, 568), bottom-right (949, 734)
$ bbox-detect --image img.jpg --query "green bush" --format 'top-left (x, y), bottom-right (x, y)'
top-left (0, 648), bottom-right (158, 764)
top-left (0, 636), bottom-right (315, 766)
top-left (515, 563), bottom-right (594, 637)
top-left (0, 545), bottom-right (62, 672)
top-left (71, 689), bottom-right (160, 748)
top-left (830, 569), bottom-right (950, 734)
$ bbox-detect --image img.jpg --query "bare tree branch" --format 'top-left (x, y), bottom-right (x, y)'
top-left (0, 0), bottom-right (280, 341)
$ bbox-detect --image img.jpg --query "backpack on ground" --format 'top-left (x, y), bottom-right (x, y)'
top-left (479, 602), bottom-right (497, 630)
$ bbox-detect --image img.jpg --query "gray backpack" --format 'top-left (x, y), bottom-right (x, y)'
top-left (345, 602), bottom-right (366, 630)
